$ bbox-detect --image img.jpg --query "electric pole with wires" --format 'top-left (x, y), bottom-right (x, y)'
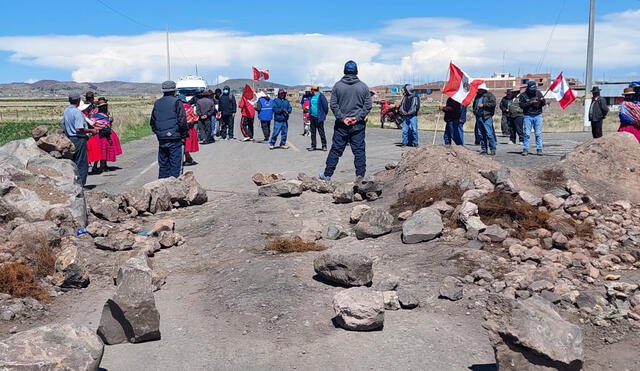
top-left (583, 0), bottom-right (596, 131)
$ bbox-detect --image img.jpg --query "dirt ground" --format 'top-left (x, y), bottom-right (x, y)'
top-left (1, 124), bottom-right (639, 370)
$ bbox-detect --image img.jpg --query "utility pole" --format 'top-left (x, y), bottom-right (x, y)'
top-left (583, 0), bottom-right (596, 131)
top-left (166, 25), bottom-right (171, 81)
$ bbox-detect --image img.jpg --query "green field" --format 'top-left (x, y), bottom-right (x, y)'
top-left (0, 97), bottom-right (153, 145)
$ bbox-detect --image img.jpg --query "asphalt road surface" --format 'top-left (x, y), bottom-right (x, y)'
top-left (91, 112), bottom-right (592, 194)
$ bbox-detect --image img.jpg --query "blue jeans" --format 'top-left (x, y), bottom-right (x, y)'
top-left (476, 116), bottom-right (496, 152)
top-left (68, 136), bottom-right (88, 186)
top-left (269, 121), bottom-right (288, 146)
top-left (324, 121), bottom-right (366, 177)
top-left (444, 122), bottom-right (464, 145)
top-left (401, 115), bottom-right (419, 145)
top-left (523, 115), bottom-right (543, 150)
top-left (474, 121), bottom-right (482, 144)
top-left (211, 116), bottom-right (217, 136)
top-left (158, 140), bottom-right (184, 179)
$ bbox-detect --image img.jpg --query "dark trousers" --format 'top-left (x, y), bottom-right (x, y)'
top-left (501, 114), bottom-right (511, 137)
top-left (509, 116), bottom-right (524, 143)
top-left (198, 117), bottom-right (213, 142)
top-left (309, 116), bottom-right (327, 148)
top-left (443, 121), bottom-right (464, 145)
top-left (69, 136), bottom-right (88, 186)
top-left (220, 114), bottom-right (234, 139)
top-left (260, 120), bottom-right (271, 140)
top-left (241, 116), bottom-right (254, 138)
top-left (158, 140), bottom-right (184, 179)
top-left (324, 121), bottom-right (366, 178)
top-left (591, 120), bottom-right (603, 138)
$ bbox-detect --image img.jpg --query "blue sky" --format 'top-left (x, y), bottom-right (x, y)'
top-left (0, 1), bottom-right (638, 85)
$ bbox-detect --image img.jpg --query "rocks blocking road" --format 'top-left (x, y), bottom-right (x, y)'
top-left (333, 287), bottom-right (385, 331)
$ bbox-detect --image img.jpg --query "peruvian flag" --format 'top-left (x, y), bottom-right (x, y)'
top-left (549, 72), bottom-right (576, 109)
top-left (443, 62), bottom-right (484, 106)
top-left (252, 67), bottom-right (270, 81)
top-left (242, 84), bottom-right (257, 103)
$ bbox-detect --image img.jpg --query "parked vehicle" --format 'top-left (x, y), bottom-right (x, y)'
top-left (376, 100), bottom-right (402, 129)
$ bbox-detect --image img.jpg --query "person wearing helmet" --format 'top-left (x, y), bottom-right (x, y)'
top-left (319, 60), bottom-right (372, 182)
top-left (269, 89), bottom-right (293, 149)
top-left (472, 83), bottom-right (497, 155)
top-left (519, 80), bottom-right (546, 156)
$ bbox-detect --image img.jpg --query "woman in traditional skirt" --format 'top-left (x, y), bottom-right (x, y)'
top-left (180, 94), bottom-right (199, 166)
top-left (88, 97), bottom-right (123, 172)
top-left (618, 87), bottom-right (640, 143)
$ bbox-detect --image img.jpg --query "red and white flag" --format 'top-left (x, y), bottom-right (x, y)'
top-left (252, 67), bottom-right (270, 81)
top-left (443, 62), bottom-right (484, 106)
top-left (548, 72), bottom-right (576, 109)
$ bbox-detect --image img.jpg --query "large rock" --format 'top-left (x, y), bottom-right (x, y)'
top-left (350, 204), bottom-right (371, 224)
top-left (179, 171), bottom-right (208, 205)
top-left (332, 287), bottom-right (384, 331)
top-left (354, 208), bottom-right (393, 240)
top-left (122, 188), bottom-right (151, 213)
top-left (143, 178), bottom-right (188, 213)
top-left (355, 176), bottom-right (383, 196)
top-left (402, 207), bottom-right (443, 244)
top-left (37, 134), bottom-right (75, 159)
top-left (298, 173), bottom-right (336, 193)
top-left (85, 190), bottom-right (121, 222)
top-left (97, 256), bottom-right (161, 344)
top-left (52, 241), bottom-right (90, 288)
top-left (94, 229), bottom-right (136, 251)
top-left (333, 183), bottom-right (355, 204)
top-left (458, 201), bottom-right (487, 232)
top-left (480, 224), bottom-right (509, 242)
top-left (258, 180), bottom-right (303, 197)
top-left (0, 323), bottom-right (104, 370)
top-left (31, 125), bottom-right (50, 141)
top-left (8, 220), bottom-right (61, 248)
top-left (0, 138), bottom-right (46, 169)
top-left (481, 166), bottom-right (518, 193)
top-left (252, 172), bottom-right (285, 186)
top-left (439, 276), bottom-right (464, 301)
top-left (313, 248), bottom-right (373, 286)
top-left (484, 295), bottom-right (584, 371)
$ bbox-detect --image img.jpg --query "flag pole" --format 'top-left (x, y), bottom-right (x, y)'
top-left (541, 72), bottom-right (561, 99)
top-left (431, 64), bottom-right (451, 145)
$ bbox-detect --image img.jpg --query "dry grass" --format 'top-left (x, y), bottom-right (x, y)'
top-left (265, 237), bottom-right (327, 253)
top-left (391, 183), bottom-right (465, 217)
top-left (475, 191), bottom-right (550, 239)
top-left (0, 263), bottom-right (50, 302)
top-left (32, 246), bottom-right (56, 278)
top-left (535, 168), bottom-right (567, 189)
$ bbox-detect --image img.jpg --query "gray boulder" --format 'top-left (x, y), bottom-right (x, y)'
top-left (37, 134), bottom-right (75, 159)
top-left (143, 178), bottom-right (178, 213)
top-left (94, 229), bottom-right (136, 251)
top-left (52, 241), bottom-right (90, 288)
top-left (354, 208), bottom-right (393, 240)
top-left (0, 323), bottom-right (104, 370)
top-left (355, 176), bottom-right (383, 196)
top-left (314, 248), bottom-right (373, 286)
top-left (333, 183), bottom-right (355, 204)
top-left (480, 224), bottom-right (509, 242)
top-left (402, 207), bottom-right (443, 244)
top-left (481, 166), bottom-right (518, 193)
top-left (298, 173), bottom-right (336, 193)
top-left (179, 171), bottom-right (208, 205)
top-left (0, 138), bottom-right (46, 169)
top-left (333, 287), bottom-right (384, 331)
top-left (122, 188), bottom-right (151, 213)
top-left (31, 125), bottom-right (49, 141)
top-left (85, 190), bottom-right (121, 222)
top-left (8, 220), bottom-right (61, 249)
top-left (397, 289), bottom-right (420, 309)
top-left (484, 295), bottom-right (584, 371)
top-left (439, 276), bottom-right (464, 301)
top-left (326, 225), bottom-right (348, 240)
top-left (97, 255), bottom-right (161, 344)
top-left (350, 204), bottom-right (371, 223)
top-left (252, 172), bottom-right (285, 186)
top-left (258, 180), bottom-right (303, 197)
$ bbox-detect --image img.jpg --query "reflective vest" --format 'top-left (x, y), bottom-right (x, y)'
top-left (257, 97), bottom-right (273, 121)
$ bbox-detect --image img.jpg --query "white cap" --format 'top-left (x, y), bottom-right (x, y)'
top-left (478, 83), bottom-right (488, 91)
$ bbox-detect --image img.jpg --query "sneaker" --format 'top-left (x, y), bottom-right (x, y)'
top-left (242, 137), bottom-right (251, 142)
top-left (522, 149), bottom-right (529, 156)
top-left (319, 173), bottom-right (331, 181)
top-left (307, 147), bottom-right (316, 151)
top-left (537, 149), bottom-right (543, 156)
top-left (280, 145), bottom-right (290, 149)
top-left (269, 145), bottom-right (276, 150)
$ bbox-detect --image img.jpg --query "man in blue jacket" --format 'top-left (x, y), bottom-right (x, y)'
top-left (307, 84), bottom-right (329, 151)
top-left (320, 60), bottom-right (372, 182)
top-left (255, 92), bottom-right (274, 142)
top-left (150, 80), bottom-right (188, 179)
top-left (269, 89), bottom-right (293, 149)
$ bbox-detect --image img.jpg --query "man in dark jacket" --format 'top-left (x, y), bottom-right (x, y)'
top-left (507, 88), bottom-right (525, 144)
top-left (320, 60), bottom-right (372, 182)
top-left (399, 84), bottom-right (420, 147)
top-left (269, 89), bottom-right (293, 149)
top-left (196, 89), bottom-right (216, 144)
top-left (307, 84), bottom-right (329, 151)
top-left (499, 90), bottom-right (512, 139)
top-left (589, 86), bottom-right (609, 138)
top-left (217, 85), bottom-right (236, 140)
top-left (519, 80), bottom-right (546, 156)
top-left (440, 97), bottom-right (466, 146)
top-left (472, 84), bottom-right (497, 155)
top-left (150, 80), bottom-right (188, 179)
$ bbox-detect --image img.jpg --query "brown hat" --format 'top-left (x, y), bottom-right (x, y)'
top-left (623, 87), bottom-right (635, 95)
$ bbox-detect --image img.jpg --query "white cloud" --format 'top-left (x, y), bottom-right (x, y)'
top-left (0, 10), bottom-right (638, 86)
top-left (25, 78), bottom-right (38, 84)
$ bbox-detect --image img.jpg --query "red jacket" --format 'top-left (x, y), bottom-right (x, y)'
top-left (239, 97), bottom-right (255, 118)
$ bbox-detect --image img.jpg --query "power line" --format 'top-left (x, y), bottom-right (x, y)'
top-left (535, 0), bottom-right (566, 73)
top-left (95, 0), bottom-right (156, 31)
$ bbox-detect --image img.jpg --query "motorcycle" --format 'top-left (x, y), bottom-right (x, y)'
top-left (376, 100), bottom-right (402, 129)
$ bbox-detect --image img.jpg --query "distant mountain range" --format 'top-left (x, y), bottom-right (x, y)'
top-left (0, 78), bottom-right (300, 98)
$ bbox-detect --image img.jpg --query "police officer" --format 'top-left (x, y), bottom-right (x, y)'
top-left (150, 81), bottom-right (188, 179)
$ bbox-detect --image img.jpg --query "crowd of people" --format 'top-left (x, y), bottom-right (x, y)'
top-left (60, 61), bottom-right (640, 187)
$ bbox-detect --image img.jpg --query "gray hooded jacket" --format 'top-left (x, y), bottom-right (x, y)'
top-left (330, 75), bottom-right (372, 122)
top-left (400, 84), bottom-right (420, 117)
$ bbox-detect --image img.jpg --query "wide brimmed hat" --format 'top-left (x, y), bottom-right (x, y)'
top-left (478, 83), bottom-right (488, 90)
top-left (591, 86), bottom-right (601, 93)
top-left (623, 87), bottom-right (635, 95)
top-left (78, 100), bottom-right (91, 111)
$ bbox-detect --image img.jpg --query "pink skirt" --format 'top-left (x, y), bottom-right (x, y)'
top-left (97, 129), bottom-right (123, 162)
top-left (618, 125), bottom-right (640, 143)
top-left (185, 126), bottom-right (199, 153)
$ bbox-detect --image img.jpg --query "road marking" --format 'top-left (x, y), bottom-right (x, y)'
top-left (124, 161), bottom-right (157, 186)
top-left (288, 141), bottom-right (300, 152)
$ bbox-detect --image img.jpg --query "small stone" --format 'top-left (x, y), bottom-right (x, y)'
top-left (326, 225), bottom-right (348, 240)
top-left (402, 207), bottom-right (443, 244)
top-left (397, 289), bottom-right (419, 309)
top-left (439, 276), bottom-right (464, 301)
top-left (397, 210), bottom-right (413, 221)
top-left (350, 205), bottom-right (371, 224)
top-left (479, 224), bottom-right (508, 243)
top-left (382, 291), bottom-right (401, 310)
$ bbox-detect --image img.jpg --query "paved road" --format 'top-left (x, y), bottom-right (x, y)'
top-left (90, 112), bottom-right (592, 194)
